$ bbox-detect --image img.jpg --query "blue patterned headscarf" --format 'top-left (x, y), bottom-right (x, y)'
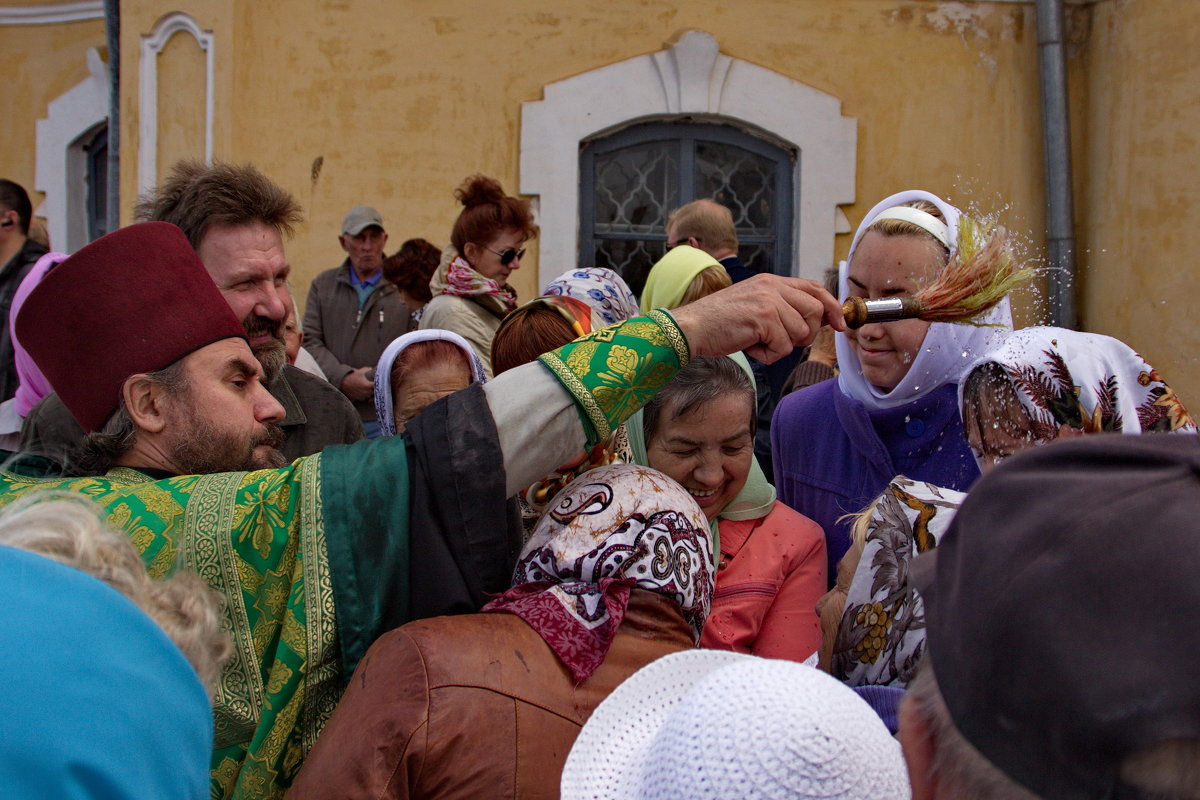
top-left (542, 268), bottom-right (640, 329)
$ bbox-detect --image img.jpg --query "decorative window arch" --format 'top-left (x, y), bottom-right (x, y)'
top-left (521, 31), bottom-right (857, 290)
top-left (138, 11), bottom-right (214, 196)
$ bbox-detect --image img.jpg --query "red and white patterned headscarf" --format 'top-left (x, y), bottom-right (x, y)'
top-left (484, 464), bottom-right (714, 684)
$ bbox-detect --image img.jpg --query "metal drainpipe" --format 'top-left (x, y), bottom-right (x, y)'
top-left (104, 0), bottom-right (120, 235)
top-left (1036, 0), bottom-right (1078, 329)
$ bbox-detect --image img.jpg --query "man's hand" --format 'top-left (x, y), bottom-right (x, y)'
top-left (340, 367), bottom-right (375, 402)
top-left (668, 274), bottom-right (846, 363)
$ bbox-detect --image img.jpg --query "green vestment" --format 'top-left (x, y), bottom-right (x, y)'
top-left (0, 311), bottom-right (687, 799)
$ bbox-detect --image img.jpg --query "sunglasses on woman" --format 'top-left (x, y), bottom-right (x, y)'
top-left (485, 246), bottom-right (526, 266)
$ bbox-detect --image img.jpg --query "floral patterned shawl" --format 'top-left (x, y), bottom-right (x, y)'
top-left (542, 267), bottom-right (640, 329)
top-left (832, 477), bottom-right (964, 687)
top-left (441, 255), bottom-right (518, 314)
top-left (484, 464), bottom-right (713, 684)
top-left (959, 326), bottom-right (1196, 467)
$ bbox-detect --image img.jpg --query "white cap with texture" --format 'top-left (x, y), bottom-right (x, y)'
top-left (561, 649), bottom-right (911, 800)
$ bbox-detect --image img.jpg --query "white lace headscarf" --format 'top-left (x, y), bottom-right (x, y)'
top-left (835, 189), bottom-right (1014, 411)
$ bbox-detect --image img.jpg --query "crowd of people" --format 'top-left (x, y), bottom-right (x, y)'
top-left (0, 164), bottom-right (1197, 800)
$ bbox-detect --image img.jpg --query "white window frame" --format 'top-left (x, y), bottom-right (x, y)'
top-left (520, 31), bottom-right (857, 289)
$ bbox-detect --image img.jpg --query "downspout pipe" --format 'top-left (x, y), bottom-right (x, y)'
top-left (104, 0), bottom-right (120, 235)
top-left (1036, 0), bottom-right (1078, 329)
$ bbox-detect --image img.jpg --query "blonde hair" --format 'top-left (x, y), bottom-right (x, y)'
top-left (817, 497), bottom-right (879, 672)
top-left (864, 199), bottom-right (947, 244)
top-left (668, 199), bottom-right (739, 252)
top-left (0, 494), bottom-right (232, 693)
top-left (679, 265), bottom-right (732, 306)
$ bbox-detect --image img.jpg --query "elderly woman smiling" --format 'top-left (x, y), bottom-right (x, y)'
top-left (635, 356), bottom-right (826, 662)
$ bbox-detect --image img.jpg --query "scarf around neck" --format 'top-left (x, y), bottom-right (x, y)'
top-left (483, 465), bottom-right (713, 684)
top-left (440, 254), bottom-right (518, 314)
top-left (835, 190), bottom-right (1014, 412)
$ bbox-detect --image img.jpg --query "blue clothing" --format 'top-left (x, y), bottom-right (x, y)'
top-left (349, 266), bottom-right (383, 308)
top-left (718, 254), bottom-right (754, 284)
top-left (771, 379), bottom-right (979, 585)
top-left (0, 544), bottom-right (212, 799)
top-left (853, 685), bottom-right (905, 735)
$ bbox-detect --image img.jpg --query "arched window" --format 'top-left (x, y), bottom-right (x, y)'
top-left (579, 121), bottom-right (794, 296)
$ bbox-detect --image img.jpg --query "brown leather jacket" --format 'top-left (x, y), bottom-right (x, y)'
top-left (288, 589), bottom-right (694, 800)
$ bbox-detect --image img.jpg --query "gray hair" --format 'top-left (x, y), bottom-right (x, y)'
top-left (72, 361), bottom-right (188, 476)
top-left (643, 356), bottom-right (755, 444)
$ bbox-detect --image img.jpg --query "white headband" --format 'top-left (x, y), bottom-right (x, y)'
top-left (869, 206), bottom-right (950, 248)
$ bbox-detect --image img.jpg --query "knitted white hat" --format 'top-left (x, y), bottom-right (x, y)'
top-left (561, 650), bottom-right (911, 800)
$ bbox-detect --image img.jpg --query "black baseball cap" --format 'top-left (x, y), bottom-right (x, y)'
top-left (913, 433), bottom-right (1200, 799)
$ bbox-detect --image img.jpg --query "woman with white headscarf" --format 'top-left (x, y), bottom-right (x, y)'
top-left (372, 329), bottom-right (487, 436)
top-left (772, 190), bottom-right (1013, 586)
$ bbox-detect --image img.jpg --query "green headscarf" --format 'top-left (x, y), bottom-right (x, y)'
top-left (626, 351), bottom-right (777, 559)
top-left (639, 244), bottom-right (723, 313)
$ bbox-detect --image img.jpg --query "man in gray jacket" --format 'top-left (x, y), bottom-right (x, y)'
top-left (303, 206), bottom-right (412, 436)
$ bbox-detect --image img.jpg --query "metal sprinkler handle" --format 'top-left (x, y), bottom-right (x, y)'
top-left (841, 296), bottom-right (924, 329)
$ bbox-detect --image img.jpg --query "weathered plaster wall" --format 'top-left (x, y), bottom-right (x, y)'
top-left (117, 0), bottom-right (1049, 319)
top-left (1076, 0), bottom-right (1200, 403)
top-left (0, 8), bottom-right (105, 225)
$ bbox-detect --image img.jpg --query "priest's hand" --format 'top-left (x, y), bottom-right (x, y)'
top-left (668, 274), bottom-right (846, 364)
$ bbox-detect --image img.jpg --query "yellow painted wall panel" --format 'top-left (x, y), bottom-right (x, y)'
top-left (96, 0), bottom-right (1192, 396)
top-left (155, 30), bottom-right (208, 184)
top-left (1078, 0), bottom-right (1200, 404)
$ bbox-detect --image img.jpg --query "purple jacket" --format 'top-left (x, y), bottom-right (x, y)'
top-left (771, 379), bottom-right (980, 585)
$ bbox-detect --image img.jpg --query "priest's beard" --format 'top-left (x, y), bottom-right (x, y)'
top-left (168, 412), bottom-right (288, 474)
top-left (244, 313), bottom-right (286, 385)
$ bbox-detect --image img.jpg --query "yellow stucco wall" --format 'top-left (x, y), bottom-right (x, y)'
top-left (0, 7), bottom-right (105, 226)
top-left (116, 0), bottom-right (1049, 316)
top-left (6, 0), bottom-right (1187, 399)
top-left (1076, 0), bottom-right (1200, 403)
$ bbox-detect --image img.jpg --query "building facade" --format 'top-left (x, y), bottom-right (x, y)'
top-left (3, 0), bottom-right (1197, 399)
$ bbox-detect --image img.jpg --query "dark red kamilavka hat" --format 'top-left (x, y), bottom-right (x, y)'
top-left (16, 221), bottom-right (246, 432)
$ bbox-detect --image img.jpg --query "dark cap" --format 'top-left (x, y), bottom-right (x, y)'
top-left (16, 222), bottom-right (245, 432)
top-left (914, 433), bottom-right (1200, 799)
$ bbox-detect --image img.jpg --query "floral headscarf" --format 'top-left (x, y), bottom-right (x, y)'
top-left (484, 465), bottom-right (714, 684)
top-left (958, 327), bottom-right (1196, 467)
top-left (516, 269), bottom-right (641, 531)
top-left (542, 267), bottom-right (639, 329)
top-left (832, 477), bottom-right (964, 687)
top-left (372, 329), bottom-right (487, 437)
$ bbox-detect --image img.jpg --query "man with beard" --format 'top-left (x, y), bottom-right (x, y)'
top-left (5, 221), bottom-right (845, 799)
top-left (303, 205), bottom-right (412, 437)
top-left (18, 161), bottom-right (362, 469)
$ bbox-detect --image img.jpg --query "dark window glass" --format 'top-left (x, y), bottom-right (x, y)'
top-left (580, 121), bottom-right (794, 298)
